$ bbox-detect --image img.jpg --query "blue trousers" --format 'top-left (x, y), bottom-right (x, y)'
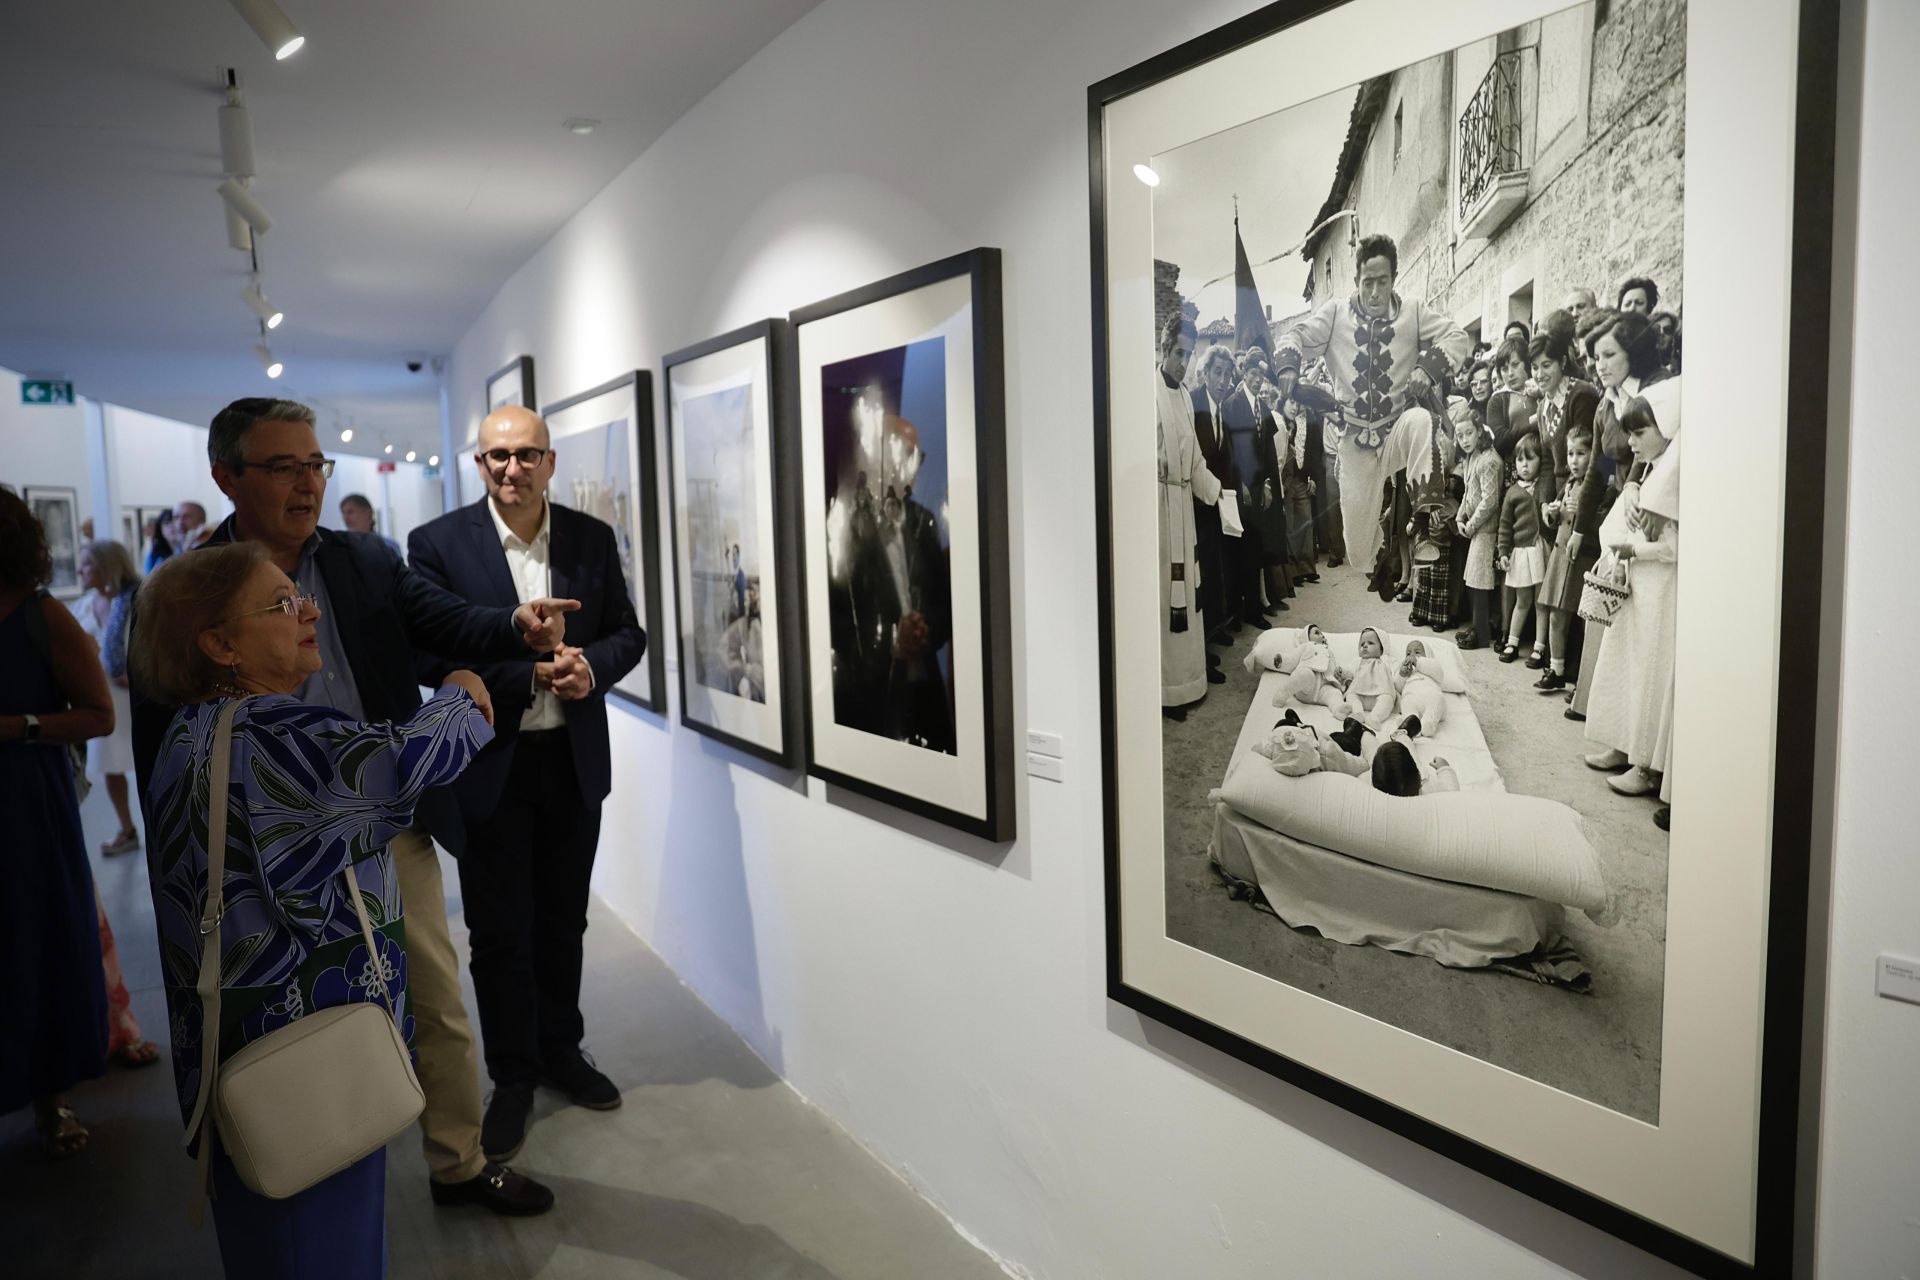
top-left (210, 1141), bottom-right (388, 1279)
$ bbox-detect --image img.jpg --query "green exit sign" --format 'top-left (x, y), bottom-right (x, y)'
top-left (21, 379), bottom-right (74, 406)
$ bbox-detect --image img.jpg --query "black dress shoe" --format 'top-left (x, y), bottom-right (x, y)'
top-left (1162, 705), bottom-right (1187, 721)
top-left (1240, 614), bottom-right (1270, 631)
top-left (542, 1051), bottom-right (622, 1110)
top-left (1534, 671), bottom-right (1566, 691)
top-left (1300, 573), bottom-right (1321, 583)
top-left (481, 1084), bottom-right (534, 1162)
top-left (1207, 651), bottom-right (1221, 669)
top-left (1207, 668), bottom-right (1227, 684)
top-left (1263, 604), bottom-right (1284, 617)
top-left (1327, 556), bottom-right (1344, 568)
top-left (431, 1162), bottom-right (555, 1216)
top-left (1653, 806), bottom-right (1671, 832)
top-left (1564, 706), bottom-right (1587, 722)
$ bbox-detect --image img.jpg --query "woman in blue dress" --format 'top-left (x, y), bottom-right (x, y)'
top-left (0, 489), bottom-right (114, 1158)
top-left (133, 540), bottom-right (496, 1279)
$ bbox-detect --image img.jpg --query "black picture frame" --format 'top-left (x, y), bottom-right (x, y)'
top-left (540, 370), bottom-right (667, 715)
top-left (662, 319), bottom-right (804, 766)
top-left (788, 248), bottom-right (1015, 842)
top-left (485, 354), bottom-right (536, 413)
top-left (1088, 2), bottom-right (1839, 1274)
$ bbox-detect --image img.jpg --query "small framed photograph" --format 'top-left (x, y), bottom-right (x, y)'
top-left (26, 486), bottom-right (82, 597)
top-left (790, 248), bottom-right (1015, 841)
top-left (663, 319), bottom-right (802, 765)
top-left (541, 372), bottom-right (666, 713)
top-left (485, 354), bottom-right (536, 413)
top-left (1091, 0), bottom-right (1838, 1270)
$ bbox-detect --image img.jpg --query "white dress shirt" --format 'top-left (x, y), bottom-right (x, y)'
top-left (487, 497), bottom-right (573, 732)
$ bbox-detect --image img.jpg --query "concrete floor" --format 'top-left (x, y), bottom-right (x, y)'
top-left (3, 788), bottom-right (1007, 1280)
top-left (1163, 561), bottom-right (1668, 1123)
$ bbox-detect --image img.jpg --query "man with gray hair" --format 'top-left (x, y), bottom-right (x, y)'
top-left (131, 396), bottom-right (575, 1217)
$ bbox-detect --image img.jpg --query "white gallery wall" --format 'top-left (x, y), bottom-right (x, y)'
top-left (448, 0), bottom-right (1910, 1276)
top-left (0, 364), bottom-right (92, 520)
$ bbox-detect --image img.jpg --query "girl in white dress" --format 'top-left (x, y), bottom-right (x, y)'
top-left (75, 540), bottom-right (140, 853)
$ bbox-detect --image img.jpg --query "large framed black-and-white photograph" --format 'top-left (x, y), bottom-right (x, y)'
top-left (542, 372), bottom-right (667, 713)
top-left (664, 320), bottom-right (802, 765)
top-left (1093, 0), bottom-right (1836, 1271)
top-left (791, 249), bottom-right (1015, 841)
top-left (27, 485), bottom-right (82, 598)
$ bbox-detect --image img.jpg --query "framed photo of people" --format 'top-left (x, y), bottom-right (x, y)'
top-left (1090, 0), bottom-right (1837, 1272)
top-left (663, 320), bottom-right (802, 765)
top-left (26, 485), bottom-right (82, 597)
top-left (541, 371), bottom-right (667, 713)
top-left (790, 249), bottom-right (1015, 842)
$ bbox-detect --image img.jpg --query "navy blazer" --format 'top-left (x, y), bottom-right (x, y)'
top-left (130, 517), bottom-right (529, 848)
top-left (407, 498), bottom-right (645, 855)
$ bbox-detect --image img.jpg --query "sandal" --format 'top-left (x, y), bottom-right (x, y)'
top-left (33, 1101), bottom-right (88, 1159)
top-left (112, 1039), bottom-right (161, 1069)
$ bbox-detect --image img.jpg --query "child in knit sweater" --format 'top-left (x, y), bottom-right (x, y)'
top-left (1496, 432), bottom-right (1548, 664)
top-left (1453, 414), bottom-right (1504, 649)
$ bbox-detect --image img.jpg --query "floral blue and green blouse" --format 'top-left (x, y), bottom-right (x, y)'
top-left (145, 686), bottom-right (493, 1124)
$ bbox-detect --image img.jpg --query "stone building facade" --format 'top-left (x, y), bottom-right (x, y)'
top-left (1300, 0), bottom-right (1685, 350)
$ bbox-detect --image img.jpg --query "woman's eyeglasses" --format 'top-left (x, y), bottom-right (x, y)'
top-left (220, 593), bottom-right (317, 624)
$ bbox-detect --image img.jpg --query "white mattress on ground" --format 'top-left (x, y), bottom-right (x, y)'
top-left (1212, 634), bottom-right (1564, 966)
top-left (1235, 632), bottom-right (1507, 795)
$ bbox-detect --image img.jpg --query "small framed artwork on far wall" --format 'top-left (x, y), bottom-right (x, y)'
top-left (789, 248), bottom-right (1015, 842)
top-left (485, 354), bottom-right (536, 413)
top-left (663, 319), bottom-right (803, 766)
top-left (541, 372), bottom-right (667, 714)
top-left (26, 486), bottom-right (82, 598)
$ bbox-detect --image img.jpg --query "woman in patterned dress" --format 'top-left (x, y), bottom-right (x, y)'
top-left (133, 541), bottom-right (497, 1278)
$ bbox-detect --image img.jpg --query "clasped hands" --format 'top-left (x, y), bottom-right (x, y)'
top-left (536, 645), bottom-right (594, 700)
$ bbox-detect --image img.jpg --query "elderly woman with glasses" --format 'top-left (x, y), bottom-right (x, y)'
top-left (132, 541), bottom-right (498, 1277)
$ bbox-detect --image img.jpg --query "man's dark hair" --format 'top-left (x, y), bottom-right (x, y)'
top-left (1355, 233), bottom-right (1398, 278)
top-left (339, 493), bottom-right (373, 512)
top-left (0, 488), bottom-right (52, 590)
top-left (207, 397), bottom-right (318, 472)
top-left (176, 501), bottom-right (207, 522)
top-left (1617, 276), bottom-right (1660, 311)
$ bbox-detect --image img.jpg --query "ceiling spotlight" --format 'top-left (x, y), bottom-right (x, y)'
top-left (383, 444), bottom-right (393, 455)
top-left (405, 450), bottom-right (417, 462)
top-left (224, 205), bottom-right (253, 253)
top-left (1133, 163), bottom-right (1161, 187)
top-left (428, 455), bottom-right (439, 466)
top-left (340, 427), bottom-right (353, 442)
top-left (564, 118), bottom-right (599, 135)
top-left (217, 178), bottom-right (272, 235)
top-left (241, 281), bottom-right (283, 329)
top-left (218, 84), bottom-right (256, 178)
top-left (253, 343), bottom-right (283, 378)
top-left (227, 0), bottom-right (306, 60)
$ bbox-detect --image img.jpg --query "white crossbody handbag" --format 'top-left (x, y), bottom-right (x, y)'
top-left (185, 698), bottom-right (424, 1201)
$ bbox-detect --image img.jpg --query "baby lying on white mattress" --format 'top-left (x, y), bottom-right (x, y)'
top-left (1253, 707), bottom-right (1460, 797)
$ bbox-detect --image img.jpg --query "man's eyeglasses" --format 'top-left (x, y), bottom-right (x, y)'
top-left (480, 447), bottom-right (550, 470)
top-left (239, 458), bottom-right (336, 484)
top-left (220, 593), bottom-right (317, 624)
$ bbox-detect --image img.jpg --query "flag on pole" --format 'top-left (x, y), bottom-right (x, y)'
top-left (1233, 209), bottom-right (1272, 356)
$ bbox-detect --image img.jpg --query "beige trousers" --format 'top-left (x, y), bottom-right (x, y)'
top-left (391, 827), bottom-right (488, 1184)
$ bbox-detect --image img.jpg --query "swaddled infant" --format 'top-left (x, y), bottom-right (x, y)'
top-left (1391, 638), bottom-right (1448, 736)
top-left (1250, 711), bottom-right (1369, 778)
top-left (1270, 623), bottom-right (1348, 711)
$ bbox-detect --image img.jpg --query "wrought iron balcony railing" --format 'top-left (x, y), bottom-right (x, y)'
top-left (1458, 51), bottom-right (1524, 224)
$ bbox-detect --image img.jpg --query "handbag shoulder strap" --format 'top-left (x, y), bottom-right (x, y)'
top-left (184, 697), bottom-right (242, 1195)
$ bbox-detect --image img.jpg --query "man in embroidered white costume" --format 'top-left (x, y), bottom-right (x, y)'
top-left (1279, 233), bottom-right (1470, 577)
top-left (1157, 315), bottom-right (1222, 716)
